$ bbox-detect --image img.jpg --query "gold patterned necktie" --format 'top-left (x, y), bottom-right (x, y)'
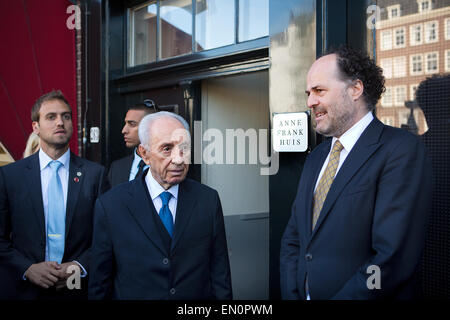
top-left (312, 140), bottom-right (344, 230)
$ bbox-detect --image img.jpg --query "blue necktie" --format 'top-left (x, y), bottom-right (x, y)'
top-left (47, 160), bottom-right (65, 263)
top-left (159, 191), bottom-right (174, 237)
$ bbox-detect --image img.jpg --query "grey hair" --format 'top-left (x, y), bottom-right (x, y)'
top-left (138, 111), bottom-right (190, 150)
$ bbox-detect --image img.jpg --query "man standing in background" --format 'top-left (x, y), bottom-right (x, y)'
top-left (108, 99), bottom-right (157, 187)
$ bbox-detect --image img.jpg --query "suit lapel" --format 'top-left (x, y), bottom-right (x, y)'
top-left (310, 118), bottom-right (384, 238)
top-left (126, 176), bottom-right (168, 256)
top-left (65, 153), bottom-right (83, 238)
top-left (171, 180), bottom-right (196, 253)
top-left (121, 154), bottom-right (134, 183)
top-left (25, 153), bottom-right (45, 238)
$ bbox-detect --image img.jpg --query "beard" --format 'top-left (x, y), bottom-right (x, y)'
top-left (316, 91), bottom-right (356, 138)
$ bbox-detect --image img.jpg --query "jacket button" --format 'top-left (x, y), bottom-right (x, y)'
top-left (163, 258), bottom-right (169, 265)
top-left (170, 288), bottom-right (176, 295)
top-left (305, 253), bottom-right (313, 261)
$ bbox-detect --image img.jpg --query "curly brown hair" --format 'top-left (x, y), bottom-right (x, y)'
top-left (326, 46), bottom-right (385, 111)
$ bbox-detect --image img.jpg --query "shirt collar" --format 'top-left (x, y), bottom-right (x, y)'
top-left (133, 147), bottom-right (143, 168)
top-left (145, 169), bottom-right (179, 201)
top-left (332, 111), bottom-right (374, 153)
top-left (39, 148), bottom-right (70, 171)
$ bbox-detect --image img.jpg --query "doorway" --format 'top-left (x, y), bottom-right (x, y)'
top-left (200, 71), bottom-right (270, 299)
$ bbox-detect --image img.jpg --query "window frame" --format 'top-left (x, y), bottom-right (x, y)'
top-left (381, 86), bottom-right (394, 107)
top-left (393, 27), bottom-right (406, 49)
top-left (394, 85), bottom-right (407, 107)
top-left (410, 23), bottom-right (423, 46)
top-left (417, 0), bottom-right (432, 13)
top-left (410, 54), bottom-right (423, 76)
top-left (425, 20), bottom-right (439, 44)
top-left (381, 29), bottom-right (393, 51)
top-left (445, 18), bottom-right (450, 41)
top-left (410, 84), bottom-right (419, 101)
top-left (425, 51), bottom-right (439, 74)
top-left (393, 56), bottom-right (406, 78)
top-left (126, 0), bottom-right (270, 70)
top-left (445, 49), bottom-right (450, 72)
top-left (380, 58), bottom-right (393, 79)
top-left (387, 4), bottom-right (401, 19)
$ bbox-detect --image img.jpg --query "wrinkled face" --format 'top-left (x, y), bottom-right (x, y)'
top-left (122, 109), bottom-right (147, 148)
top-left (306, 54), bottom-right (361, 138)
top-left (140, 117), bottom-right (190, 189)
top-left (32, 99), bottom-right (73, 150)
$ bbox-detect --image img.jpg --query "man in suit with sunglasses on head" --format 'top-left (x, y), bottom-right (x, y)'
top-left (108, 99), bottom-right (158, 187)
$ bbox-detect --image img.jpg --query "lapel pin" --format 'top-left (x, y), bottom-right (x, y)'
top-left (77, 171), bottom-right (82, 177)
top-left (74, 177), bottom-right (80, 183)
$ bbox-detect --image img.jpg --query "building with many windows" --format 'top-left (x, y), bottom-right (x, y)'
top-left (376, 0), bottom-right (450, 133)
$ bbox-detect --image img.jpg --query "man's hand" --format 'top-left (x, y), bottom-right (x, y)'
top-left (55, 261), bottom-right (79, 290)
top-left (24, 261), bottom-right (61, 289)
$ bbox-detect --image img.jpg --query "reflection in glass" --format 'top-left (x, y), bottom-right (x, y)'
top-left (195, 0), bottom-right (235, 51)
top-left (129, 2), bottom-right (157, 67)
top-left (238, 0), bottom-right (269, 42)
top-left (160, 0), bottom-right (193, 59)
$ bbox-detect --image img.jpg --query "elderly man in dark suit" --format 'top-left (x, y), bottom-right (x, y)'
top-left (0, 90), bottom-right (109, 299)
top-left (89, 111), bottom-right (232, 300)
top-left (280, 46), bottom-right (432, 300)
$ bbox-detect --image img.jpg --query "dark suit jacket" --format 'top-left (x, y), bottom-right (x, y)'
top-left (107, 154), bottom-right (133, 187)
top-left (280, 118), bottom-right (432, 300)
top-left (88, 173), bottom-right (232, 300)
top-left (0, 152), bottom-right (109, 299)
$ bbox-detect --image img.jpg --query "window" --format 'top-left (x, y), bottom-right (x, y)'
top-left (394, 27), bottom-right (406, 48)
top-left (410, 84), bottom-right (419, 101)
top-left (128, 2), bottom-right (158, 66)
top-left (410, 24), bottom-right (422, 46)
top-left (159, 0), bottom-right (193, 59)
top-left (381, 87), bottom-right (393, 107)
top-left (417, 0), bottom-right (432, 12)
top-left (195, 0), bottom-right (235, 51)
top-left (127, 0), bottom-right (269, 67)
top-left (239, 0), bottom-right (269, 42)
top-left (410, 54), bottom-right (423, 75)
top-left (381, 30), bottom-right (392, 51)
top-left (425, 21), bottom-right (438, 43)
top-left (445, 50), bottom-right (450, 72)
top-left (395, 86), bottom-right (407, 106)
top-left (393, 56), bottom-right (406, 78)
top-left (380, 58), bottom-right (393, 79)
top-left (425, 52), bottom-right (439, 74)
top-left (446, 18), bottom-right (450, 40)
top-left (387, 5), bottom-right (401, 19)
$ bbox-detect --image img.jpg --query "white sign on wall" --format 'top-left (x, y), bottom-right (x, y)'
top-left (273, 112), bottom-right (308, 152)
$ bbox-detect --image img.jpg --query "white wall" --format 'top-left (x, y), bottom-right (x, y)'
top-left (201, 71), bottom-right (270, 216)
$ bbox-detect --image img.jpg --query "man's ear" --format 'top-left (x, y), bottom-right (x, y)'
top-left (32, 121), bottom-right (40, 135)
top-left (138, 144), bottom-right (151, 166)
top-left (349, 79), bottom-right (364, 101)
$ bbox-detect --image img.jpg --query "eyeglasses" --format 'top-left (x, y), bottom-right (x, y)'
top-left (143, 99), bottom-right (158, 112)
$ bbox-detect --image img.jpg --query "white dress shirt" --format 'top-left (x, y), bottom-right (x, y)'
top-left (39, 148), bottom-right (70, 261)
top-left (145, 170), bottom-right (179, 223)
top-left (314, 112), bottom-right (374, 192)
